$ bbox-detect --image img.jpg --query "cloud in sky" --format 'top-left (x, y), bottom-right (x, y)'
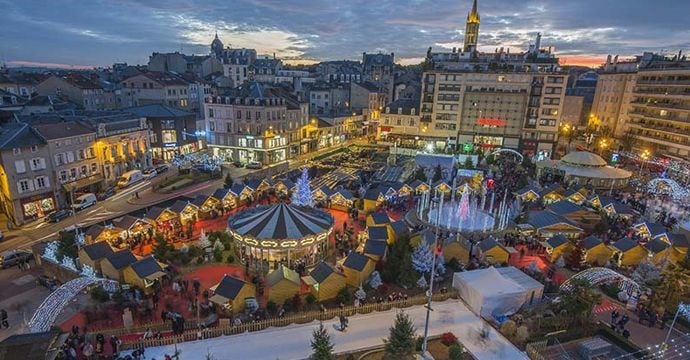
top-left (1, 0), bottom-right (688, 68)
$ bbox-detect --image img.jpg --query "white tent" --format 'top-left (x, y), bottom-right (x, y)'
top-left (452, 267), bottom-right (537, 318)
top-left (496, 266), bottom-right (544, 306)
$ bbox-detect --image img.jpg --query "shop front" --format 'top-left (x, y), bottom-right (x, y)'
top-left (19, 192), bottom-right (56, 222)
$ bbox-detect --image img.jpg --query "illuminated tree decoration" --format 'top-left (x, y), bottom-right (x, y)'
top-left (292, 167), bottom-right (314, 207)
top-left (411, 243), bottom-right (434, 274)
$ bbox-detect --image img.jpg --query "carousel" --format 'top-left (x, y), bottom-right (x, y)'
top-left (227, 203), bottom-right (334, 267)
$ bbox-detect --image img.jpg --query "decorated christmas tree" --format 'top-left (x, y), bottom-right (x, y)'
top-left (368, 270), bottom-right (383, 289)
top-left (416, 275), bottom-right (428, 288)
top-left (81, 264), bottom-right (98, 278)
top-left (458, 186), bottom-right (470, 222)
top-left (197, 228), bottom-right (211, 248)
top-left (292, 167), bottom-right (314, 207)
top-left (411, 243), bottom-right (434, 274)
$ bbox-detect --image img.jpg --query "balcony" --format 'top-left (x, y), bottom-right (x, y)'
top-left (628, 109), bottom-right (690, 124)
top-left (628, 121), bottom-right (688, 135)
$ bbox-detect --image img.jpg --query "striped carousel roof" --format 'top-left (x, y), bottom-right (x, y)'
top-left (228, 203), bottom-right (334, 240)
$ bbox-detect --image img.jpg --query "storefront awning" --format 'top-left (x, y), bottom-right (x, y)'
top-left (63, 175), bottom-right (104, 191)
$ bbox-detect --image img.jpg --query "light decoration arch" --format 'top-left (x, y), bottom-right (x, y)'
top-left (646, 178), bottom-right (689, 201)
top-left (560, 267), bottom-right (640, 295)
top-left (28, 276), bottom-right (119, 333)
top-left (490, 148), bottom-right (524, 162)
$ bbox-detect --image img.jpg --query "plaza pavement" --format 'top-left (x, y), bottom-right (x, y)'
top-left (146, 299), bottom-right (528, 360)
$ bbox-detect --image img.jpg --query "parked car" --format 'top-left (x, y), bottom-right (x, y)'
top-left (117, 170), bottom-right (143, 188)
top-left (46, 209), bottom-right (73, 223)
top-left (142, 167), bottom-right (158, 179)
top-left (96, 187), bottom-right (116, 201)
top-left (0, 250), bottom-right (33, 269)
top-left (231, 161), bottom-right (244, 168)
top-left (37, 274), bottom-right (58, 291)
top-left (71, 193), bottom-right (97, 211)
top-left (246, 160), bottom-right (263, 169)
top-left (155, 164), bottom-right (170, 174)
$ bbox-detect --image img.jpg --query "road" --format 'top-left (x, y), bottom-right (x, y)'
top-left (0, 140), bottom-right (363, 253)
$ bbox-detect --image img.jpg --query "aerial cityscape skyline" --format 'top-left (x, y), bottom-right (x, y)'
top-left (2, 0), bottom-right (690, 69)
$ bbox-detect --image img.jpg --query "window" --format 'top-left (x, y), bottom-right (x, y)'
top-left (12, 148), bottom-right (20, 155)
top-left (15, 160), bottom-right (26, 173)
top-left (66, 151), bottom-right (75, 163)
top-left (209, 121), bottom-right (215, 131)
top-left (255, 139), bottom-right (263, 148)
top-left (90, 163), bottom-right (97, 173)
top-left (238, 138), bottom-right (247, 147)
top-left (77, 149), bottom-right (85, 160)
top-left (237, 111), bottom-right (242, 119)
top-left (30, 145), bottom-right (38, 153)
top-left (246, 111), bottom-right (251, 120)
top-left (35, 176), bottom-right (48, 189)
top-left (209, 108), bottom-right (214, 117)
top-left (80, 165), bottom-right (87, 176)
top-left (70, 168), bottom-right (77, 179)
top-left (59, 170), bottom-right (67, 183)
top-left (256, 112), bottom-right (261, 120)
top-left (55, 153), bottom-right (65, 166)
top-left (30, 158), bottom-right (45, 170)
top-left (17, 179), bottom-right (32, 193)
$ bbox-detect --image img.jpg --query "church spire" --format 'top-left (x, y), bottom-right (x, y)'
top-left (463, 0), bottom-right (480, 54)
top-left (467, 0), bottom-right (480, 23)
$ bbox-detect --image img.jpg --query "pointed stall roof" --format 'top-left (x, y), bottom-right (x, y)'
top-left (370, 212), bottom-right (391, 225)
top-left (81, 241), bottom-right (114, 261)
top-left (526, 211), bottom-right (580, 230)
top-left (130, 256), bottom-right (166, 279)
top-left (343, 252), bottom-right (370, 272)
top-left (191, 194), bottom-right (210, 208)
top-left (144, 206), bottom-right (166, 221)
top-left (612, 237), bottom-right (638, 252)
top-left (390, 220), bottom-right (410, 238)
top-left (367, 226), bottom-right (389, 241)
top-left (669, 233), bottom-right (689, 248)
top-left (547, 200), bottom-right (586, 216)
top-left (230, 183), bottom-right (250, 197)
top-left (546, 234), bottom-right (569, 248)
top-left (113, 215), bottom-right (143, 231)
top-left (515, 185), bottom-right (541, 196)
top-left (477, 238), bottom-right (501, 252)
top-left (84, 224), bottom-right (106, 239)
top-left (583, 235), bottom-right (602, 250)
top-left (364, 240), bottom-right (388, 258)
top-left (267, 265), bottom-right (301, 287)
top-left (644, 238), bottom-right (671, 254)
top-left (106, 249), bottom-right (138, 270)
top-left (214, 275), bottom-right (251, 300)
top-left (169, 199), bottom-right (197, 213)
top-left (309, 261), bottom-right (338, 283)
top-left (212, 188), bottom-right (230, 201)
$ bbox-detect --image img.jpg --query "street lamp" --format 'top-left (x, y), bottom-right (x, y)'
top-left (639, 149), bottom-right (651, 176)
top-left (421, 195), bottom-right (443, 357)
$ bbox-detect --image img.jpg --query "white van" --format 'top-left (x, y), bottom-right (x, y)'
top-left (117, 170), bottom-right (143, 188)
top-left (71, 193), bottom-right (97, 211)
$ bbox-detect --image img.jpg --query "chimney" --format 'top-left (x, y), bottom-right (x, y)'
top-left (606, 54), bottom-right (612, 65)
top-left (614, 55), bottom-right (619, 65)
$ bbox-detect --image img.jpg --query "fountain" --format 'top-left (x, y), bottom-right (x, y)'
top-left (427, 185), bottom-right (496, 232)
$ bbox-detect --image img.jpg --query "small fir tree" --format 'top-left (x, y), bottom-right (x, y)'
top-left (310, 323), bottom-right (335, 360)
top-left (416, 275), bottom-right (428, 289)
top-left (414, 167), bottom-right (427, 182)
top-left (224, 173), bottom-right (234, 189)
top-left (432, 165), bottom-right (443, 183)
top-left (292, 167), bottom-right (314, 207)
top-left (384, 311), bottom-right (417, 360)
top-left (368, 271), bottom-right (383, 289)
top-left (411, 243), bottom-right (434, 274)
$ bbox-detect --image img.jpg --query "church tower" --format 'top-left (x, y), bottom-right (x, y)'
top-left (463, 0), bottom-right (480, 54)
top-left (211, 32), bottom-right (224, 58)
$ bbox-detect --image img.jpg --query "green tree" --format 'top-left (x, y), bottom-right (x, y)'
top-left (384, 311), bottom-right (417, 360)
top-left (448, 344), bottom-right (464, 360)
top-left (310, 323), bottom-right (335, 360)
top-left (565, 239), bottom-right (585, 269)
top-left (153, 233), bottom-right (174, 261)
top-left (650, 262), bottom-right (690, 313)
top-left (382, 236), bottom-right (416, 288)
top-left (224, 173), bottom-right (234, 189)
top-left (559, 279), bottom-right (601, 326)
top-left (432, 164), bottom-right (442, 183)
top-left (413, 167), bottom-right (427, 182)
top-left (57, 231), bottom-right (78, 261)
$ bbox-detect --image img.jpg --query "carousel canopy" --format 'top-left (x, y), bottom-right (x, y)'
top-left (228, 203), bottom-right (334, 241)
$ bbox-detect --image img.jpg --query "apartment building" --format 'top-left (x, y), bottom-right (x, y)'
top-left (205, 81), bottom-right (307, 165)
top-left (378, 99), bottom-right (420, 145)
top-left (625, 56), bottom-right (690, 160)
top-left (37, 74), bottom-right (115, 110)
top-left (32, 122), bottom-right (99, 208)
top-left (419, 71), bottom-right (567, 157)
top-left (0, 123), bottom-right (56, 225)
top-left (125, 104), bottom-right (199, 161)
top-left (591, 55), bottom-right (639, 137)
top-left (120, 72), bottom-right (191, 109)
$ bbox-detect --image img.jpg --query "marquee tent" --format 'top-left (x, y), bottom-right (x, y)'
top-left (452, 266), bottom-right (541, 318)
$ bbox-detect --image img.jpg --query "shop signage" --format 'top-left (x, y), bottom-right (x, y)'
top-left (476, 118), bottom-right (506, 126)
